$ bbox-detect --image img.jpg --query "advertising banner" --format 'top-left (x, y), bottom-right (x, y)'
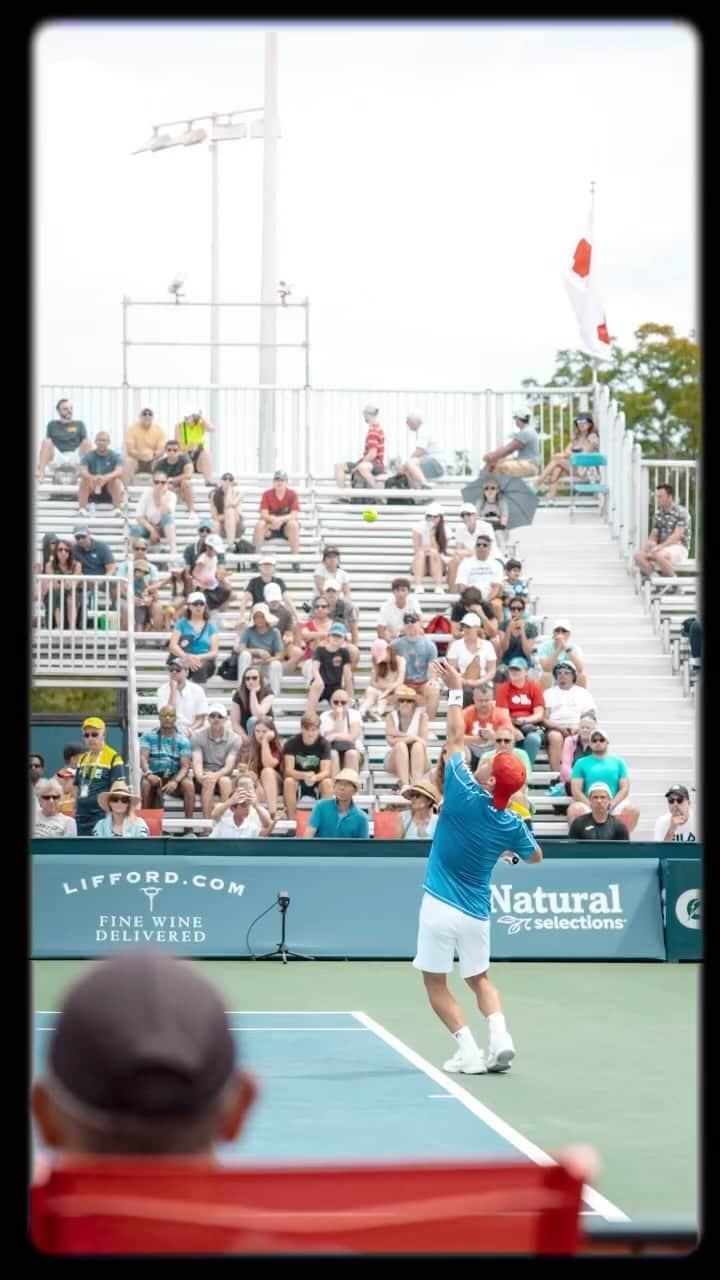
top-left (33, 854), bottom-right (666, 960)
top-left (661, 858), bottom-right (703, 962)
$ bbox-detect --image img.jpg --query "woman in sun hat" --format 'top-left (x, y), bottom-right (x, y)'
top-left (384, 685), bottom-right (430, 789)
top-left (399, 779), bottom-right (441, 839)
top-left (92, 780), bottom-right (149, 838)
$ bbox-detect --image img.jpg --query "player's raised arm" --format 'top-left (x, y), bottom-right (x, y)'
top-left (431, 659), bottom-right (465, 755)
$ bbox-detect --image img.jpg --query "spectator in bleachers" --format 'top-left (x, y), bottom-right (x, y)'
top-left (500, 559), bottom-right (531, 615)
top-left (130, 468), bottom-right (178, 556)
top-left (567, 782), bottom-right (630, 841)
top-left (238, 551), bottom-right (294, 627)
top-left (686, 616), bottom-right (701, 672)
top-left (72, 524), bottom-right (116, 579)
top-left (191, 535), bottom-right (232, 613)
top-left (304, 769), bottom-right (369, 838)
top-left (482, 406), bottom-right (540, 478)
top-left (262, 583), bottom-right (304, 675)
top-left (169, 592), bottom-right (219, 685)
top-left (558, 712), bottom-right (598, 792)
top-left (314, 546), bottom-right (351, 598)
top-left (397, 413), bottom-right (447, 489)
top-left (175, 410), bottom-right (216, 487)
top-left (446, 612), bottom-right (497, 703)
top-left (462, 681), bottom-right (513, 765)
top-left (334, 405), bottom-right (386, 489)
top-left (75, 717), bottom-right (125, 836)
top-left (246, 716), bottom-right (284, 820)
top-left (230, 666), bottom-right (275, 741)
top-left (210, 473), bottom-right (243, 545)
top-left (398, 779), bottom-right (441, 839)
top-left (30, 753), bottom-right (44, 816)
top-left (182, 517), bottom-right (216, 579)
top-left (376, 577), bottom-right (424, 642)
top-left (210, 778), bottom-right (274, 838)
top-left (542, 661), bottom-right (598, 773)
top-left (358, 638), bottom-right (406, 721)
top-left (235, 603), bottom-right (283, 696)
top-left (37, 398), bottom-right (90, 482)
top-left (296, 594), bottom-right (333, 678)
top-left (391, 611), bottom-right (440, 720)
top-left (455, 533), bottom-right (504, 631)
top-left (384, 685), bottom-right (430, 788)
top-left (33, 778), bottom-right (77, 837)
top-left (535, 412), bottom-right (599, 500)
top-left (116, 555), bottom-right (169, 632)
top-left (122, 408), bottom-right (166, 486)
top-left (191, 703), bottom-right (243, 823)
top-left (536, 619), bottom-right (587, 690)
top-left (253, 469), bottom-right (301, 571)
top-left (447, 506), bottom-right (497, 591)
top-left (324, 579), bottom-right (360, 650)
top-left (282, 712), bottom-right (333, 819)
top-left (633, 482), bottom-right (691, 581)
top-left (320, 689), bottom-right (365, 777)
top-left (93, 779), bottom-right (149, 838)
top-left (653, 784), bottom-right (697, 843)
top-left (157, 655), bottom-right (208, 737)
top-left (497, 597), bottom-right (539, 672)
top-left (140, 707), bottom-right (194, 818)
top-left (307, 622), bottom-right (353, 713)
top-left (36, 532), bottom-right (58, 576)
top-left (42, 538), bottom-right (81, 629)
top-left (77, 431), bottom-right (124, 517)
top-left (55, 767), bottom-right (77, 817)
top-left (494, 657), bottom-right (545, 768)
top-left (152, 441), bottom-right (196, 516)
top-left (567, 726), bottom-right (640, 834)
top-left (63, 742), bottom-right (84, 771)
top-left (412, 502), bottom-right (448, 595)
top-left (474, 479), bottom-right (509, 552)
top-left (450, 586), bottom-right (499, 647)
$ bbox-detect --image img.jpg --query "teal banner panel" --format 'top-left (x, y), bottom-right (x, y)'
top-left (32, 854), bottom-right (666, 960)
top-left (661, 858), bottom-right (702, 961)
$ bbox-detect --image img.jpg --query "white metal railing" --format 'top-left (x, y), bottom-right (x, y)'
top-left (33, 575), bottom-right (128, 674)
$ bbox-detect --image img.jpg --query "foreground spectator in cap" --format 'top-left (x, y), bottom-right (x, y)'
top-left (191, 535), bottom-right (232, 612)
top-left (140, 707), bottom-right (194, 817)
top-left (33, 779), bottom-right (78, 837)
top-left (447, 507), bottom-right (497, 591)
top-left (494, 658), bottom-right (545, 767)
top-left (210, 778), bottom-right (274, 838)
top-left (412, 503), bottom-right (448, 594)
top-left (156, 656), bottom-right (208, 737)
top-left (230, 666), bottom-right (275, 741)
top-left (358, 637), bottom-right (406, 720)
top-left (384, 686), bottom-right (430, 788)
top-left (447, 612), bottom-right (497, 703)
top-left (474, 479), bottom-right (509, 552)
top-left (31, 950), bottom-right (257, 1156)
top-left (238, 552), bottom-right (294, 627)
top-left (210, 472), bottom-right (243, 544)
top-left (398, 779), bottom-right (441, 839)
top-left (175, 410), bottom-right (216, 486)
top-left (191, 704), bottom-right (243, 821)
top-left (455, 534), bottom-right (504, 629)
top-left (391, 612), bottom-right (440, 719)
top-left (376, 577), bottom-right (423, 642)
top-left (497, 597), bottom-right (539, 673)
top-left (462, 681), bottom-right (512, 764)
top-left (633, 482), bottom-right (691, 580)
top-left (306, 623), bottom-right (353, 713)
top-left (398, 413), bottom-right (447, 489)
top-left (282, 712), bottom-right (333, 819)
top-left (654, 785), bottom-right (697, 843)
top-left (304, 769), bottom-right (369, 838)
top-left (123, 408), bottom-right (167, 485)
top-left (334, 405), bottom-right (386, 489)
top-left (37, 398), bottom-right (90, 482)
top-left (482, 407), bottom-right (540, 478)
top-left (567, 782), bottom-right (630, 841)
top-left (537, 619), bottom-right (587, 689)
top-left (542, 661), bottom-right (598, 772)
top-left (93, 779), bottom-right (150, 837)
top-left (130, 468), bottom-right (178, 555)
top-left (254, 470), bottom-right (301, 570)
top-left (75, 718), bottom-right (125, 835)
top-left (567, 727), bottom-right (639, 833)
top-left (152, 440), bottom-right (196, 515)
top-left (77, 432), bottom-right (124, 517)
top-left (235, 603), bottom-right (283, 696)
top-left (535, 413), bottom-right (599, 499)
top-left (169, 593), bottom-right (219, 684)
top-left (320, 689), bottom-right (365, 777)
top-left (246, 717), bottom-right (284, 819)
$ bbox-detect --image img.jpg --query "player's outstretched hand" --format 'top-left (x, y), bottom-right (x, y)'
top-left (431, 658), bottom-right (463, 691)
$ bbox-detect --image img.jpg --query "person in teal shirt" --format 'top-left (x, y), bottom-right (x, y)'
top-left (304, 769), bottom-right (369, 838)
top-left (567, 726), bottom-right (640, 834)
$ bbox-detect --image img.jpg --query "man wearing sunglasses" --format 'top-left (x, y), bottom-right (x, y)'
top-left (74, 717), bottom-right (126, 836)
top-left (122, 408), bottom-right (167, 486)
top-left (567, 727), bottom-right (640, 834)
top-left (567, 782), bottom-right (630, 841)
top-left (153, 440), bottom-right (196, 516)
top-left (130, 468), bottom-right (178, 555)
top-left (653, 785), bottom-right (697, 843)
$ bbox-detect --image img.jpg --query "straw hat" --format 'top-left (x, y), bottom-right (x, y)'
top-left (395, 685), bottom-right (419, 702)
top-left (401, 780), bottom-right (441, 809)
top-left (335, 769), bottom-right (360, 790)
top-left (98, 779), bottom-right (141, 812)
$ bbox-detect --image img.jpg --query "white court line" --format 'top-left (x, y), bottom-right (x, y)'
top-left (352, 1010), bottom-right (629, 1224)
top-left (37, 1027), bottom-right (371, 1033)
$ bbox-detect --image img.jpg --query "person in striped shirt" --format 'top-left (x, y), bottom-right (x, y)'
top-left (140, 706), bottom-right (194, 817)
top-left (334, 405), bottom-right (386, 489)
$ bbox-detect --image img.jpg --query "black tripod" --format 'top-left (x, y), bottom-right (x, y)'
top-left (256, 892), bottom-right (315, 963)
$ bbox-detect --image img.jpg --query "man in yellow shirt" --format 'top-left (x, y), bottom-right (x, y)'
top-left (123, 409), bottom-right (167, 485)
top-left (175, 410), bottom-right (216, 487)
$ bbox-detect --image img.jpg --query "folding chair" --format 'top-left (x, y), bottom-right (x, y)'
top-left (568, 452), bottom-right (608, 519)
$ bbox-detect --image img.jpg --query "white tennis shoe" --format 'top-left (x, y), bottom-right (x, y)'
top-left (442, 1048), bottom-right (487, 1074)
top-left (487, 1033), bottom-right (515, 1072)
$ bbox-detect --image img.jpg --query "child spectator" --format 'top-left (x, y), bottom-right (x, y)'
top-left (307, 623), bottom-right (353, 713)
top-left (282, 713), bottom-right (333, 819)
top-left (500, 559), bottom-right (531, 616)
top-left (358, 638), bottom-right (406, 721)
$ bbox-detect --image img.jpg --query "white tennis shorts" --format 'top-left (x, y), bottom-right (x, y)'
top-left (412, 892), bottom-right (490, 978)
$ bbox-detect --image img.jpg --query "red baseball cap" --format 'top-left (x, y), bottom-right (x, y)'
top-left (491, 753), bottom-right (527, 810)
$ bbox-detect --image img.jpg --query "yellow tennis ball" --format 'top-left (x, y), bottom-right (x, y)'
top-left (362, 508), bottom-right (379, 523)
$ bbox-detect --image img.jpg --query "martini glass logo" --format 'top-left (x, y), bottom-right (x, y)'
top-left (141, 886), bottom-right (163, 914)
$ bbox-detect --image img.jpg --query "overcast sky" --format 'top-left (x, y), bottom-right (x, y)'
top-left (34, 18), bottom-right (698, 395)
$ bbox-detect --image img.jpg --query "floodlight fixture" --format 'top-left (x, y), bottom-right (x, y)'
top-left (210, 121), bottom-right (249, 142)
top-left (132, 130), bottom-right (174, 155)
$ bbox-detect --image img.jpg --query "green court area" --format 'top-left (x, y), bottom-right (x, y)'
top-left (33, 959), bottom-right (698, 1224)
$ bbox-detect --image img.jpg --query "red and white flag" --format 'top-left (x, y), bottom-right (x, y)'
top-left (563, 204), bottom-right (612, 361)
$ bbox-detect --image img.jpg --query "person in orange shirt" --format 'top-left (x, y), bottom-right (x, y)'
top-left (123, 409), bottom-right (167, 485)
top-left (462, 681), bottom-right (512, 765)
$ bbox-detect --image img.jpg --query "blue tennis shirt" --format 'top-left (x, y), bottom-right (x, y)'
top-left (424, 752), bottom-right (539, 919)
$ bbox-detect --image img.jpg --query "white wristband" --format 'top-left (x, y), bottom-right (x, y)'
top-left (447, 690), bottom-right (463, 707)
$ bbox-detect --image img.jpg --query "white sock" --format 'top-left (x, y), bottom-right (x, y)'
top-left (453, 1025), bottom-right (479, 1052)
top-left (487, 1012), bottom-right (507, 1043)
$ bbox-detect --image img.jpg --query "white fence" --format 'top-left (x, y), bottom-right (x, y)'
top-left (33, 575), bottom-right (130, 676)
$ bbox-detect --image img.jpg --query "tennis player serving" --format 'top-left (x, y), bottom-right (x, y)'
top-left (413, 658), bottom-right (543, 1074)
